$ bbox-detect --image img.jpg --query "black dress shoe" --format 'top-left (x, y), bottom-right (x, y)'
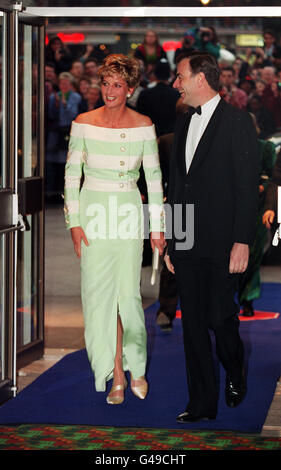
top-left (176, 411), bottom-right (216, 423)
top-left (225, 374), bottom-right (247, 408)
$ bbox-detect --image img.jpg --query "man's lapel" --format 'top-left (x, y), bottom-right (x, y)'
top-left (186, 98), bottom-right (226, 177)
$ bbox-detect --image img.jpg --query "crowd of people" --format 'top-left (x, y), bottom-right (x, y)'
top-left (45, 27), bottom-right (281, 201)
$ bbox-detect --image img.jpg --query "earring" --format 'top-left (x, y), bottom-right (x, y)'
top-left (127, 93), bottom-right (131, 98)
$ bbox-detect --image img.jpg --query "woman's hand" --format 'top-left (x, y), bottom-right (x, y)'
top-left (150, 232), bottom-right (166, 256)
top-left (263, 210), bottom-right (275, 229)
top-left (71, 226), bottom-right (89, 258)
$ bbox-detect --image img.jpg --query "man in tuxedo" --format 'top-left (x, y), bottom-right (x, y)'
top-left (165, 51), bottom-right (259, 423)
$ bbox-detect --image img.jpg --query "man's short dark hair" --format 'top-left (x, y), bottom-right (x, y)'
top-left (176, 50), bottom-right (220, 92)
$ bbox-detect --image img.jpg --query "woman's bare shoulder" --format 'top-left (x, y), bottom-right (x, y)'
top-left (127, 108), bottom-right (153, 127)
top-left (75, 108), bottom-right (104, 125)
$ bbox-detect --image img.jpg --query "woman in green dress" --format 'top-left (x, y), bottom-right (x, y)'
top-left (64, 54), bottom-right (166, 404)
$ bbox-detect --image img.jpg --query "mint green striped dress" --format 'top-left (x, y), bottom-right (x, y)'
top-left (64, 121), bottom-right (164, 392)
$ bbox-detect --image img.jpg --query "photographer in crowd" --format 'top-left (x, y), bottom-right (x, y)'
top-left (193, 26), bottom-right (221, 59)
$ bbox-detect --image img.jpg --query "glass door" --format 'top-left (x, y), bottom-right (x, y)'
top-left (0, 4), bottom-right (45, 405)
top-left (16, 12), bottom-right (45, 368)
top-left (0, 6), bottom-right (18, 404)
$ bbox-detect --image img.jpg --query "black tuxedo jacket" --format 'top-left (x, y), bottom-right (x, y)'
top-left (167, 98), bottom-right (260, 261)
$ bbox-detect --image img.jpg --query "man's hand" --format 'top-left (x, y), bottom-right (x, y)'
top-left (263, 210), bottom-right (275, 229)
top-left (164, 253), bottom-right (175, 275)
top-left (71, 226), bottom-right (89, 258)
top-left (229, 242), bottom-right (249, 274)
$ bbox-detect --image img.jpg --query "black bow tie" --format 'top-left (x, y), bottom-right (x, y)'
top-left (189, 105), bottom-right (202, 116)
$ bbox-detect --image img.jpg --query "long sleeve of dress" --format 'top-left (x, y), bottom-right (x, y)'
top-left (142, 127), bottom-right (165, 233)
top-left (64, 121), bottom-right (85, 229)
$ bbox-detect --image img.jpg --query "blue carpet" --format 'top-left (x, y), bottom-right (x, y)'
top-left (0, 282), bottom-right (280, 432)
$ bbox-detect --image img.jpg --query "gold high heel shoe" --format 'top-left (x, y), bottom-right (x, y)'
top-left (106, 378), bottom-right (127, 405)
top-left (130, 375), bottom-right (148, 400)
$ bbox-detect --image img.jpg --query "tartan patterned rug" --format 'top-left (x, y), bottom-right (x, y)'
top-left (0, 425), bottom-right (280, 450)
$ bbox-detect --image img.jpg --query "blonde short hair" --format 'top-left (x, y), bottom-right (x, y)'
top-left (58, 72), bottom-right (75, 84)
top-left (98, 54), bottom-right (141, 89)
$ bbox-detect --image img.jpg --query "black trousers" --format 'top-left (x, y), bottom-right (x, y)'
top-left (171, 254), bottom-right (244, 416)
top-left (157, 262), bottom-right (179, 321)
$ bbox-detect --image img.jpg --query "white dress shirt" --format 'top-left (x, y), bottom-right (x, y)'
top-left (185, 93), bottom-right (221, 174)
